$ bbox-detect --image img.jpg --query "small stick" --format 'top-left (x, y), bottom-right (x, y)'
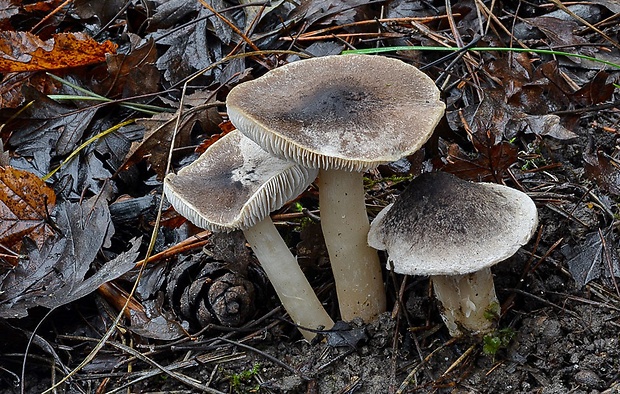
top-left (134, 230), bottom-right (211, 267)
top-left (30, 0), bottom-right (72, 33)
top-left (440, 343), bottom-right (477, 377)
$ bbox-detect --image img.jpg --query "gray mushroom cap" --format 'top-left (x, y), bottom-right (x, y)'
top-left (226, 54), bottom-right (446, 172)
top-left (368, 172), bottom-right (538, 276)
top-left (163, 130), bottom-right (319, 232)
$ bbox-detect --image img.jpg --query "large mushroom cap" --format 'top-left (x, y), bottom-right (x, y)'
top-left (164, 130), bottom-right (318, 232)
top-left (368, 172), bottom-right (538, 276)
top-left (226, 54), bottom-right (445, 172)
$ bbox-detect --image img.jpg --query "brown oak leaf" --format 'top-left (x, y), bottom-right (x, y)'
top-left (0, 31), bottom-right (116, 72)
top-left (0, 166), bottom-right (56, 253)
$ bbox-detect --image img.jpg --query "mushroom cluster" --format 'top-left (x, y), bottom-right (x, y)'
top-left (227, 54), bottom-right (445, 322)
top-left (166, 54), bottom-right (446, 339)
top-left (368, 172), bottom-right (538, 337)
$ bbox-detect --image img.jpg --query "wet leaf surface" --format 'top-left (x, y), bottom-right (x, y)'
top-left (590, 0), bottom-right (620, 12)
top-left (0, 166), bottom-right (56, 251)
top-left (0, 0), bottom-right (65, 32)
top-left (6, 89), bottom-right (97, 177)
top-left (0, 69), bottom-right (59, 108)
top-left (0, 194), bottom-right (117, 318)
top-left (322, 320), bottom-right (368, 348)
top-left (0, 31), bottom-right (116, 72)
top-left (562, 228), bottom-right (620, 287)
top-left (570, 70), bottom-right (616, 106)
top-left (290, 0), bottom-right (384, 27)
top-left (433, 141), bottom-right (519, 182)
top-left (101, 38), bottom-right (160, 100)
top-left (0, 0), bottom-right (19, 29)
top-left (584, 147), bottom-right (620, 196)
top-left (122, 103), bottom-right (222, 179)
top-left (524, 17), bottom-right (589, 49)
top-left (151, 6), bottom-right (213, 84)
top-left (73, 0), bottom-right (127, 27)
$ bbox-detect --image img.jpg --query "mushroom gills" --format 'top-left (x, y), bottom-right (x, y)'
top-left (163, 130), bottom-right (334, 340)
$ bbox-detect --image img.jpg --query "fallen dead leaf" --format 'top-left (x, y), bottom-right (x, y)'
top-left (589, 0), bottom-right (620, 12)
top-left (562, 228), bottom-right (620, 287)
top-left (570, 70), bottom-right (616, 106)
top-left (0, 194), bottom-right (122, 318)
top-left (7, 88), bottom-right (97, 176)
top-left (122, 112), bottom-right (194, 179)
top-left (0, 166), bottom-right (56, 252)
top-left (477, 88), bottom-right (578, 141)
top-left (524, 17), bottom-right (589, 49)
top-left (290, 0), bottom-right (384, 28)
top-left (583, 147), bottom-right (620, 196)
top-left (121, 102), bottom-right (222, 179)
top-left (517, 113), bottom-right (578, 140)
top-left (151, 5), bottom-right (212, 84)
top-left (73, 0), bottom-right (128, 27)
top-left (0, 31), bottom-right (116, 73)
top-left (0, 68), bottom-right (60, 108)
top-left (0, 1), bottom-right (67, 32)
top-left (100, 38), bottom-right (160, 99)
top-left (433, 141), bottom-right (518, 182)
top-left (0, 0), bottom-right (19, 30)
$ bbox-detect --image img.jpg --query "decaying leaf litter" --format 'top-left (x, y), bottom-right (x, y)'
top-left (0, 0), bottom-right (619, 392)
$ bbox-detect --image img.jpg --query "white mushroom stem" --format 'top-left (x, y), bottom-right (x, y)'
top-left (431, 267), bottom-right (500, 337)
top-left (317, 168), bottom-right (386, 322)
top-left (243, 216), bottom-right (334, 340)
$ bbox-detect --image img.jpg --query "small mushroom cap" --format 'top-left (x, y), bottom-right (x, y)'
top-left (164, 130), bottom-right (318, 232)
top-left (368, 172), bottom-right (538, 276)
top-left (227, 55), bottom-right (445, 172)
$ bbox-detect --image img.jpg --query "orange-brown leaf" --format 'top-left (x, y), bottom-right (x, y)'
top-left (0, 31), bottom-right (117, 73)
top-left (22, 0), bottom-right (65, 13)
top-left (0, 167), bottom-right (56, 252)
top-left (195, 123), bottom-right (234, 154)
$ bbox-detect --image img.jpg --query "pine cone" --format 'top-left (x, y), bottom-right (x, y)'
top-left (166, 233), bottom-right (258, 328)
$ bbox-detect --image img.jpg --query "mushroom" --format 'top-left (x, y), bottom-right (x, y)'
top-left (367, 172), bottom-right (538, 336)
top-left (164, 130), bottom-right (334, 340)
top-left (226, 54), bottom-right (445, 322)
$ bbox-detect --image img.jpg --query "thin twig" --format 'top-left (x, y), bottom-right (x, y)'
top-left (30, 0), bottom-right (72, 33)
top-left (286, 16), bottom-right (453, 39)
top-left (104, 340), bottom-right (225, 393)
top-left (134, 230), bottom-right (211, 267)
top-left (396, 338), bottom-right (458, 394)
top-left (216, 337), bottom-right (308, 379)
top-left (546, 0), bottom-right (620, 51)
top-left (441, 343), bottom-right (477, 377)
top-left (198, 0), bottom-right (261, 52)
top-left (41, 36), bottom-right (208, 394)
top-left (502, 288), bottom-right (582, 320)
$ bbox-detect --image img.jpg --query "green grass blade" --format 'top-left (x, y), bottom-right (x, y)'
top-left (46, 73), bottom-right (171, 114)
top-left (47, 95), bottom-right (112, 101)
top-left (43, 119), bottom-right (136, 181)
top-left (343, 46), bottom-right (620, 69)
top-left (47, 94), bottom-right (166, 114)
